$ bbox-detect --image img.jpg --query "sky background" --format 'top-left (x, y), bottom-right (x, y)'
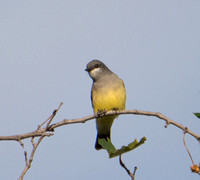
top-left (0, 0), bottom-right (200, 179)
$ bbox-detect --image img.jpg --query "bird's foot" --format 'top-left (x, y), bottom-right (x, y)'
top-left (97, 109), bottom-right (107, 117)
top-left (112, 108), bottom-right (119, 112)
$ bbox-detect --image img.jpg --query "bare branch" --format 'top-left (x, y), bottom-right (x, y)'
top-left (0, 131), bottom-right (53, 141)
top-left (49, 109), bottom-right (200, 142)
top-left (0, 106), bottom-right (199, 179)
top-left (1, 109), bottom-right (199, 144)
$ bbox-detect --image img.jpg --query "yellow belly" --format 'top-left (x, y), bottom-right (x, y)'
top-left (92, 85), bottom-right (126, 113)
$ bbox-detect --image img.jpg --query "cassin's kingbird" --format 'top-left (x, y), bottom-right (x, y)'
top-left (85, 60), bottom-right (126, 150)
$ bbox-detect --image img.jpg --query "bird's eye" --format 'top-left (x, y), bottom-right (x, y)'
top-left (94, 63), bottom-right (100, 68)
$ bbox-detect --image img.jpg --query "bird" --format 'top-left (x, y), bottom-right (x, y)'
top-left (85, 60), bottom-right (126, 150)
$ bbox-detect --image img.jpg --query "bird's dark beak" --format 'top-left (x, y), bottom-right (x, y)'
top-left (85, 68), bottom-right (90, 72)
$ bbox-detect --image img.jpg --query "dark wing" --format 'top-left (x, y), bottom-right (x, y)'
top-left (91, 84), bottom-right (94, 108)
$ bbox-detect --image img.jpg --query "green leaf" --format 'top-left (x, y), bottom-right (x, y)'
top-left (193, 113), bottom-right (200, 119)
top-left (98, 137), bottom-right (146, 158)
top-left (98, 138), bottom-right (116, 153)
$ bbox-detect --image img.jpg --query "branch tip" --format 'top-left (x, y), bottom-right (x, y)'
top-left (165, 121), bottom-right (170, 128)
top-left (24, 151), bottom-right (28, 164)
top-left (18, 138), bottom-right (24, 148)
top-left (132, 166), bottom-right (137, 179)
top-left (53, 109), bottom-right (57, 116)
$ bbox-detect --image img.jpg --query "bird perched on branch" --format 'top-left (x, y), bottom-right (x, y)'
top-left (85, 60), bottom-right (126, 150)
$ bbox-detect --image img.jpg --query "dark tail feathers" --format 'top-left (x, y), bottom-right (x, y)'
top-left (95, 133), bottom-right (110, 150)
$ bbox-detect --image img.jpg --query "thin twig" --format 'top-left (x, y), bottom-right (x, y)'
top-left (18, 103), bottom-right (62, 180)
top-left (183, 129), bottom-right (200, 175)
top-left (45, 102), bottom-right (63, 130)
top-left (24, 151), bottom-right (28, 165)
top-left (19, 136), bottom-right (45, 180)
top-left (119, 155), bottom-right (137, 180)
top-left (183, 128), bottom-right (194, 165)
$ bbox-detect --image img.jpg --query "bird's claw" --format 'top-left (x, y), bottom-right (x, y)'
top-left (112, 108), bottom-right (119, 112)
top-left (97, 109), bottom-right (107, 117)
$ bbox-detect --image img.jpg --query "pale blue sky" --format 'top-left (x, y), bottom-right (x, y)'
top-left (0, 0), bottom-right (200, 179)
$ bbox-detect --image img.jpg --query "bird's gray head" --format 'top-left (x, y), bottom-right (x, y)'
top-left (85, 60), bottom-right (112, 81)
